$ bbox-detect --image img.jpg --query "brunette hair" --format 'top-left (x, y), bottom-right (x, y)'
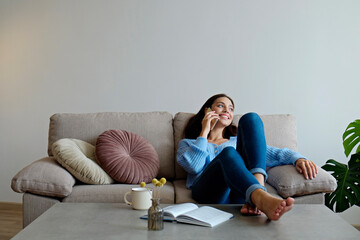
top-left (183, 93), bottom-right (238, 139)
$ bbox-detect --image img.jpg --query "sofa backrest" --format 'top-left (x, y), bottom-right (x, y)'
top-left (173, 112), bottom-right (299, 180)
top-left (48, 111), bottom-right (299, 181)
top-left (48, 112), bottom-right (175, 179)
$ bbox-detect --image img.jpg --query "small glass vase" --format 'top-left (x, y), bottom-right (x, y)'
top-left (147, 198), bottom-right (164, 230)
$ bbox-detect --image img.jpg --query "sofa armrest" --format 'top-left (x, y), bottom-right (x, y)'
top-left (11, 157), bottom-right (76, 198)
top-left (266, 165), bottom-right (337, 198)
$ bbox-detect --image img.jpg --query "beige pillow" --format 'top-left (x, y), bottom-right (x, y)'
top-left (52, 138), bottom-right (114, 184)
top-left (267, 165), bottom-right (337, 198)
top-left (11, 157), bottom-right (75, 197)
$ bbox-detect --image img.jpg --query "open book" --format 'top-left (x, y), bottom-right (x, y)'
top-left (142, 203), bottom-right (233, 227)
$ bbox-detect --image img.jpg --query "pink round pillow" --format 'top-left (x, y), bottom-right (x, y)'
top-left (95, 130), bottom-right (159, 184)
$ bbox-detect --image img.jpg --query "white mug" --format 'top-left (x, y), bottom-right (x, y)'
top-left (124, 188), bottom-right (152, 210)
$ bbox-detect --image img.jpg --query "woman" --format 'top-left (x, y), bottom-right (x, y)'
top-left (177, 94), bottom-right (318, 220)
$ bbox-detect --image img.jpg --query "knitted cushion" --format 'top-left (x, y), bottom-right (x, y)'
top-left (52, 138), bottom-right (114, 184)
top-left (95, 130), bottom-right (159, 184)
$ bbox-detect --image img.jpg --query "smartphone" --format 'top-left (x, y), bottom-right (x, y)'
top-left (206, 108), bottom-right (218, 130)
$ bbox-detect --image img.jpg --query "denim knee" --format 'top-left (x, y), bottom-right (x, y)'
top-left (218, 147), bottom-right (243, 164)
top-left (220, 147), bottom-right (267, 180)
top-left (219, 146), bottom-right (238, 158)
top-left (239, 112), bottom-right (261, 125)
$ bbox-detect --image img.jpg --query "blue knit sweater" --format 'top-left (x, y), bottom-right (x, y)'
top-left (177, 136), bottom-right (306, 189)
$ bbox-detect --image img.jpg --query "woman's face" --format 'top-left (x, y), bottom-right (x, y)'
top-left (209, 97), bottom-right (234, 126)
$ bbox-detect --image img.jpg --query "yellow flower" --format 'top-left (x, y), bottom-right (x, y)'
top-left (140, 182), bottom-right (146, 188)
top-left (155, 182), bottom-right (163, 187)
top-left (152, 178), bottom-right (159, 185)
top-left (160, 178), bottom-right (166, 184)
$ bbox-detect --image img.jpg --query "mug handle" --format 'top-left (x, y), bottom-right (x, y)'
top-left (124, 191), bottom-right (132, 206)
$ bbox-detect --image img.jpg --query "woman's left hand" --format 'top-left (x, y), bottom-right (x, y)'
top-left (295, 158), bottom-right (318, 180)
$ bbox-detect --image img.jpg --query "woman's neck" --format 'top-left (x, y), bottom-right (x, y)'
top-left (208, 129), bottom-right (228, 145)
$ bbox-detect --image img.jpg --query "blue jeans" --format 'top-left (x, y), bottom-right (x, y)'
top-left (191, 112), bottom-right (267, 204)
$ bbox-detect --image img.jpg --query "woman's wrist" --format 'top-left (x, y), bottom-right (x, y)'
top-left (199, 130), bottom-right (208, 138)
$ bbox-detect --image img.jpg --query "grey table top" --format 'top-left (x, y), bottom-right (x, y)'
top-left (12, 203), bottom-right (360, 240)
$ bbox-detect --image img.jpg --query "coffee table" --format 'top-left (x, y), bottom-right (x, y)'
top-left (12, 203), bottom-right (360, 240)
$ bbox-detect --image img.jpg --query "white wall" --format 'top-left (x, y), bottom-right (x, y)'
top-left (1, 0), bottom-right (359, 224)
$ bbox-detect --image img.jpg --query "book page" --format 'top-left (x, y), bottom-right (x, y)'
top-left (162, 203), bottom-right (198, 220)
top-left (176, 206), bottom-right (233, 227)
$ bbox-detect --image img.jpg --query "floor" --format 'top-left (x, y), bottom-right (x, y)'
top-left (0, 202), bottom-right (22, 240)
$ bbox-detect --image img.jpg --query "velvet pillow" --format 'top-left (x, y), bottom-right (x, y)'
top-left (52, 138), bottom-right (114, 184)
top-left (95, 129), bottom-right (159, 184)
top-left (267, 165), bottom-right (337, 198)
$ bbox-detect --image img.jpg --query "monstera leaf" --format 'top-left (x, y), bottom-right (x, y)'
top-left (343, 119), bottom-right (360, 157)
top-left (322, 153), bottom-right (360, 212)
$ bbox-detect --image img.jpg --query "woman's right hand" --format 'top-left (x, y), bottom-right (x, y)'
top-left (200, 109), bottom-right (219, 137)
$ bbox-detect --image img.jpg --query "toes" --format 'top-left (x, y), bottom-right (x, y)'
top-left (286, 197), bottom-right (295, 206)
top-left (241, 203), bottom-right (263, 216)
top-left (241, 204), bottom-right (250, 214)
top-left (240, 207), bottom-right (248, 214)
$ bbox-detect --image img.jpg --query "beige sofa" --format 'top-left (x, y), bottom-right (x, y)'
top-left (12, 112), bottom-right (337, 227)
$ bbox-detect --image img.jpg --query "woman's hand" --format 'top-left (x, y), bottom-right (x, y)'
top-left (295, 158), bottom-right (318, 180)
top-left (199, 110), bottom-right (219, 137)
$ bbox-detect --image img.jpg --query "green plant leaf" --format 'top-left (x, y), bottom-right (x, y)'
top-left (343, 119), bottom-right (360, 157)
top-left (321, 153), bottom-right (360, 212)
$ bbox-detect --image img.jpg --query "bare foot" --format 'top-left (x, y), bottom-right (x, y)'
top-left (240, 203), bottom-right (263, 216)
top-left (251, 189), bottom-right (294, 221)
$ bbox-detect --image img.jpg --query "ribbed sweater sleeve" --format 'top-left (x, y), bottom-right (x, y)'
top-left (266, 145), bottom-right (307, 167)
top-left (177, 137), bottom-right (209, 174)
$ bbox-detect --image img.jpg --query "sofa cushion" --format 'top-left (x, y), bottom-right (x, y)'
top-left (266, 165), bottom-right (337, 198)
top-left (173, 180), bottom-right (282, 204)
top-left (11, 157), bottom-right (75, 197)
top-left (48, 112), bottom-right (175, 179)
top-left (52, 138), bottom-right (114, 184)
top-left (62, 182), bottom-right (175, 204)
top-left (95, 129), bottom-right (159, 184)
top-left (173, 180), bottom-right (197, 204)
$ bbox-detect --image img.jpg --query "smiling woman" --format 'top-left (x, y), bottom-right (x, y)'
top-left (177, 93), bottom-right (318, 221)
top-left (203, 97), bottom-right (235, 145)
top-left (183, 94), bottom-right (238, 140)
